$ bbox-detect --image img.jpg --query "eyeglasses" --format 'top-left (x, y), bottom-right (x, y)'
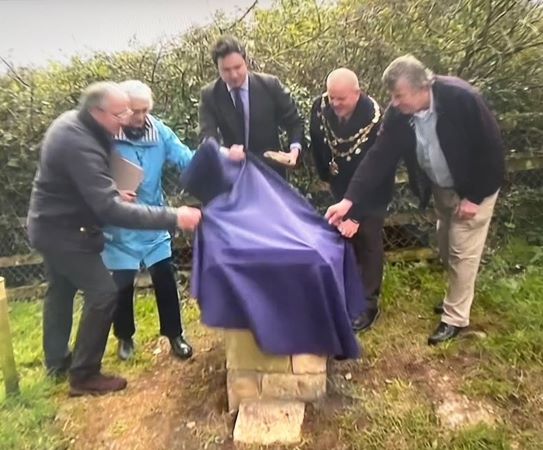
top-left (110, 109), bottom-right (133, 120)
top-left (98, 107), bottom-right (133, 120)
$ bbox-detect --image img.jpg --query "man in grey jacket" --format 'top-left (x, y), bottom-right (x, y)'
top-left (27, 82), bottom-right (202, 396)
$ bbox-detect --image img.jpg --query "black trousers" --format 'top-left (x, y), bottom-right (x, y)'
top-left (350, 215), bottom-right (385, 310)
top-left (42, 249), bottom-right (118, 380)
top-left (111, 258), bottom-right (183, 340)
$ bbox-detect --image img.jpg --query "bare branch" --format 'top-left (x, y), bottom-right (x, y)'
top-left (228, 0), bottom-right (258, 30)
top-left (0, 56), bottom-right (30, 88)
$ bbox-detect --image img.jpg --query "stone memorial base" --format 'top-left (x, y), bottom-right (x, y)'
top-left (224, 329), bottom-right (327, 445)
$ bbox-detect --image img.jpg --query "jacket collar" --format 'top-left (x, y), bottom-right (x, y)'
top-left (77, 108), bottom-right (113, 151)
top-left (115, 115), bottom-right (159, 145)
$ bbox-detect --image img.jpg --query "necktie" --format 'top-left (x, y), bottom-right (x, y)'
top-left (233, 88), bottom-right (245, 146)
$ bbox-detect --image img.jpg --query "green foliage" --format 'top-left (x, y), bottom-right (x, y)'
top-left (0, 0), bottom-right (542, 254)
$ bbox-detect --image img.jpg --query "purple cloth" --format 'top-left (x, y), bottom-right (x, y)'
top-left (184, 140), bottom-right (365, 359)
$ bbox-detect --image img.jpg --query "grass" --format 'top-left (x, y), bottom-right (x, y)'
top-left (1, 236), bottom-right (543, 449)
top-left (326, 236), bottom-right (543, 450)
top-left (0, 290), bottom-right (200, 450)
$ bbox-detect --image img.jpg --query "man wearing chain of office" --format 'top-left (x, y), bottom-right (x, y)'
top-left (310, 68), bottom-right (395, 331)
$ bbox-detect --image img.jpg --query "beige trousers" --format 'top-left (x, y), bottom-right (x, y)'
top-left (433, 186), bottom-right (499, 327)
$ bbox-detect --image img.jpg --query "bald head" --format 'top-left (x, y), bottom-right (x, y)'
top-left (326, 68), bottom-right (362, 120)
top-left (326, 68), bottom-right (360, 91)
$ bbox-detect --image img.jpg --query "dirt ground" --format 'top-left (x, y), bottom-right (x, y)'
top-left (55, 325), bottom-right (504, 450)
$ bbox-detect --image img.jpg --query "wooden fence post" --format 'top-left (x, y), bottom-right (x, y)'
top-left (0, 277), bottom-right (19, 396)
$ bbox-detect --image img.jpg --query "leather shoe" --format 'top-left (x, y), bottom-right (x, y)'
top-left (169, 335), bottom-right (193, 360)
top-left (69, 373), bottom-right (127, 396)
top-left (352, 308), bottom-right (380, 333)
top-left (434, 302), bottom-right (444, 314)
top-left (117, 338), bottom-right (135, 361)
top-left (428, 322), bottom-right (464, 345)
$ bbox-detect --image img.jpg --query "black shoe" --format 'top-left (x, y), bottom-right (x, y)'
top-left (169, 335), bottom-right (193, 360)
top-left (428, 322), bottom-right (464, 345)
top-left (434, 302), bottom-right (444, 314)
top-left (352, 308), bottom-right (381, 333)
top-left (117, 338), bottom-right (135, 361)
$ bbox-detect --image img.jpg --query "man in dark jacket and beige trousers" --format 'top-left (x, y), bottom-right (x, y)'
top-left (27, 82), bottom-right (202, 396)
top-left (326, 55), bottom-right (505, 345)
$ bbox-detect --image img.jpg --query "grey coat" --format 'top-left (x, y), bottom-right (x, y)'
top-left (27, 109), bottom-right (178, 253)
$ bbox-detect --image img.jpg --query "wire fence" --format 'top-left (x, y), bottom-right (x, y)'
top-left (1, 152), bottom-right (542, 300)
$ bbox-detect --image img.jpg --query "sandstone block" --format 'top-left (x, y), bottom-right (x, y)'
top-left (233, 400), bottom-right (305, 445)
top-left (292, 354), bottom-right (327, 374)
top-left (224, 329), bottom-right (291, 372)
top-left (261, 373), bottom-right (326, 401)
top-left (227, 370), bottom-right (261, 412)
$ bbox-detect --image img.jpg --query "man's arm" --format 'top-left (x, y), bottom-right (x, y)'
top-left (64, 139), bottom-right (178, 230)
top-left (162, 124), bottom-right (195, 171)
top-left (342, 108), bottom-right (406, 220)
top-left (272, 76), bottom-right (304, 153)
top-left (460, 90), bottom-right (505, 204)
top-left (198, 87), bottom-right (221, 144)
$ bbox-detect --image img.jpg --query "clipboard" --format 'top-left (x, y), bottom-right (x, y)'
top-left (110, 152), bottom-right (144, 191)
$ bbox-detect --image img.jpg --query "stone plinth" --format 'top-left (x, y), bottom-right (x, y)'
top-left (225, 329), bottom-right (327, 412)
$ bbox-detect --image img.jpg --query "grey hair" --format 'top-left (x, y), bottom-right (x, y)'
top-left (78, 81), bottom-right (123, 111)
top-left (382, 55), bottom-right (434, 91)
top-left (119, 80), bottom-right (154, 109)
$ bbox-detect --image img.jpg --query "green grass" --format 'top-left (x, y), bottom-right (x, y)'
top-left (1, 237), bottom-right (543, 449)
top-left (328, 236), bottom-right (543, 450)
top-left (0, 301), bottom-right (65, 450)
top-left (0, 292), bottom-right (199, 450)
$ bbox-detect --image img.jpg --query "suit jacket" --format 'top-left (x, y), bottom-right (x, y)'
top-left (198, 72), bottom-right (304, 175)
top-left (345, 76), bottom-right (505, 219)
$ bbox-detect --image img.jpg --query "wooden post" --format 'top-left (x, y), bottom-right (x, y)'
top-left (0, 277), bottom-right (19, 395)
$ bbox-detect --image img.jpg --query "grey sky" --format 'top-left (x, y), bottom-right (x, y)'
top-left (0, 0), bottom-right (271, 69)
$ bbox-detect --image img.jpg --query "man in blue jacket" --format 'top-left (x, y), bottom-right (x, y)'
top-left (326, 55), bottom-right (505, 345)
top-left (102, 80), bottom-right (242, 361)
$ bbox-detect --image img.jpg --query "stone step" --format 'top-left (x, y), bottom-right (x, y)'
top-left (233, 400), bottom-right (305, 445)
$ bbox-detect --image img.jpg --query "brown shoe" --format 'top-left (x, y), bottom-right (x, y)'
top-left (69, 373), bottom-right (127, 397)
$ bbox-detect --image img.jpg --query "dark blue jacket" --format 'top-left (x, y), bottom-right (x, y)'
top-left (345, 76), bottom-right (505, 217)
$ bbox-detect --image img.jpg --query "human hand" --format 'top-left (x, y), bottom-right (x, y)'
top-left (325, 199), bottom-right (353, 227)
top-left (338, 219), bottom-right (359, 238)
top-left (456, 198), bottom-right (479, 220)
top-left (119, 190), bottom-right (137, 203)
top-left (227, 144), bottom-right (246, 161)
top-left (176, 206), bottom-right (202, 231)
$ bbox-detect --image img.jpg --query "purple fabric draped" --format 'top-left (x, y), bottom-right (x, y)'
top-left (184, 140), bottom-right (365, 359)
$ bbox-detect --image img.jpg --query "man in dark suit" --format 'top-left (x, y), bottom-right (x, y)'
top-left (198, 36), bottom-right (304, 177)
top-left (310, 68), bottom-right (395, 332)
top-left (325, 55), bottom-right (505, 345)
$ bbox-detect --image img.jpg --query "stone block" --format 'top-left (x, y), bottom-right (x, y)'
top-left (233, 400), bottom-right (305, 445)
top-left (292, 354), bottom-right (327, 374)
top-left (227, 370), bottom-right (261, 412)
top-left (224, 329), bottom-right (291, 372)
top-left (261, 373), bottom-right (327, 402)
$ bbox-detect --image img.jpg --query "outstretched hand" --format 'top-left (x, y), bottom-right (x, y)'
top-left (325, 199), bottom-right (353, 227)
